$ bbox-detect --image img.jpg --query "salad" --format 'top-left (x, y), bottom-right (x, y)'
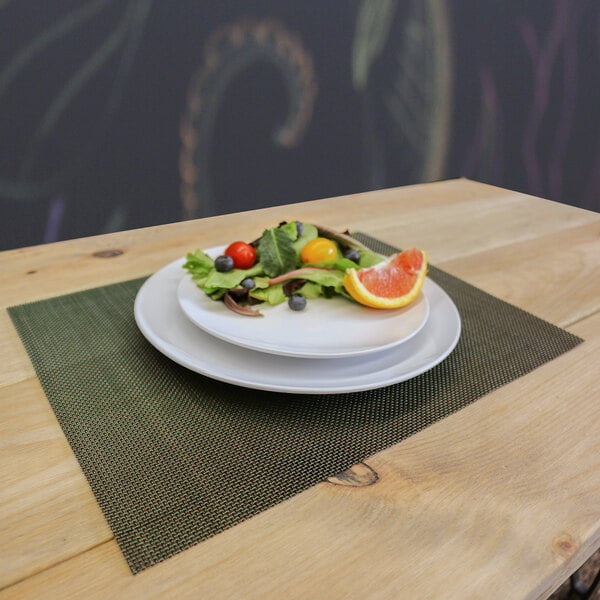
top-left (182, 221), bottom-right (384, 316)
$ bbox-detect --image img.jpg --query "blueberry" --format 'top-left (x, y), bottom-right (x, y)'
top-left (295, 221), bottom-right (304, 237)
top-left (288, 294), bottom-right (307, 311)
top-left (241, 277), bottom-right (255, 289)
top-left (342, 247), bottom-right (361, 263)
top-left (215, 254), bottom-right (234, 272)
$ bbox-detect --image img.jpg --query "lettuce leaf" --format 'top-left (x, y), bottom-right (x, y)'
top-left (249, 282), bottom-right (287, 305)
top-left (252, 276), bottom-right (271, 289)
top-left (203, 262), bottom-right (264, 294)
top-left (292, 223), bottom-right (318, 254)
top-left (271, 267), bottom-right (346, 293)
top-left (182, 223), bottom-right (386, 313)
top-left (358, 248), bottom-right (385, 268)
top-left (182, 250), bottom-right (215, 287)
top-left (258, 227), bottom-right (298, 277)
top-left (279, 221), bottom-right (300, 241)
top-left (296, 281), bottom-right (323, 299)
top-left (303, 257), bottom-right (359, 271)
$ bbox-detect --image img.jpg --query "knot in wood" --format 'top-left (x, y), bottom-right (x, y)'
top-left (552, 533), bottom-right (579, 558)
top-left (92, 249), bottom-right (123, 258)
top-left (327, 462), bottom-right (379, 487)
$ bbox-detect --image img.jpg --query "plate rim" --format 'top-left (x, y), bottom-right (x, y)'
top-left (176, 246), bottom-right (430, 359)
top-left (134, 259), bottom-right (462, 394)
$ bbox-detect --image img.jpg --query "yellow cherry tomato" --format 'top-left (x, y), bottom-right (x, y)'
top-left (300, 237), bottom-right (338, 263)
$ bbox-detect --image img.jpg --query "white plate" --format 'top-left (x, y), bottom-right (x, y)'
top-left (134, 259), bottom-right (461, 395)
top-left (177, 246), bottom-right (430, 358)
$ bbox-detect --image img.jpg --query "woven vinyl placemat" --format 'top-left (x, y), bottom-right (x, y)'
top-left (8, 234), bottom-right (583, 573)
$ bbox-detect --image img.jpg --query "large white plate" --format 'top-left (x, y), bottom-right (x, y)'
top-left (134, 259), bottom-right (461, 395)
top-left (177, 246), bottom-right (430, 358)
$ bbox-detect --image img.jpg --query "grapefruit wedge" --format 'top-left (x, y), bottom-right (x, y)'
top-left (343, 248), bottom-right (428, 309)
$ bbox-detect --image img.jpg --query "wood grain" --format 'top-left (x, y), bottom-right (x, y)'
top-left (0, 378), bottom-right (112, 588)
top-left (2, 312), bottom-right (598, 599)
top-left (1, 179), bottom-right (599, 599)
top-left (1, 179), bottom-right (596, 307)
top-left (440, 220), bottom-right (600, 327)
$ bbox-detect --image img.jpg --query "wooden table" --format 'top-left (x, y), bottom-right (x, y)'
top-left (1, 179), bottom-right (599, 599)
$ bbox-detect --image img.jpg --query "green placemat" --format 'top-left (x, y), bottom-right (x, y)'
top-left (8, 234), bottom-right (583, 573)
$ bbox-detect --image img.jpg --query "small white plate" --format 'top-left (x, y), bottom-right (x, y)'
top-left (177, 246), bottom-right (430, 358)
top-left (134, 259), bottom-right (461, 395)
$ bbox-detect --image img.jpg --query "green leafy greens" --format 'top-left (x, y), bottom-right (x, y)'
top-left (257, 226), bottom-right (298, 277)
top-left (182, 250), bottom-right (214, 288)
top-left (182, 221), bottom-right (384, 315)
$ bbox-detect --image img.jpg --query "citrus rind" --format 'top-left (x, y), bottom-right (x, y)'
top-left (343, 249), bottom-right (428, 309)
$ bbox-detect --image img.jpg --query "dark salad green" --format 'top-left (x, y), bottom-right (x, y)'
top-left (182, 221), bottom-right (384, 316)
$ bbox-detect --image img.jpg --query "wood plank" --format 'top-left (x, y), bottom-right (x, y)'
top-left (1, 179), bottom-right (597, 308)
top-left (2, 312), bottom-right (598, 599)
top-left (0, 311), bottom-right (35, 387)
top-left (0, 378), bottom-right (112, 588)
top-left (437, 220), bottom-right (600, 328)
top-left (568, 308), bottom-right (600, 339)
top-left (2, 215), bottom-right (595, 392)
top-left (1, 181), bottom-right (598, 598)
top-left (359, 182), bottom-right (600, 266)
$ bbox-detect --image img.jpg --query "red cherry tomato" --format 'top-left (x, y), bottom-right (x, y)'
top-left (225, 241), bottom-right (256, 269)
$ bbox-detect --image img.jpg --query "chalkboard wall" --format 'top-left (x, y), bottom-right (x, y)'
top-left (1, 1), bottom-right (598, 250)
